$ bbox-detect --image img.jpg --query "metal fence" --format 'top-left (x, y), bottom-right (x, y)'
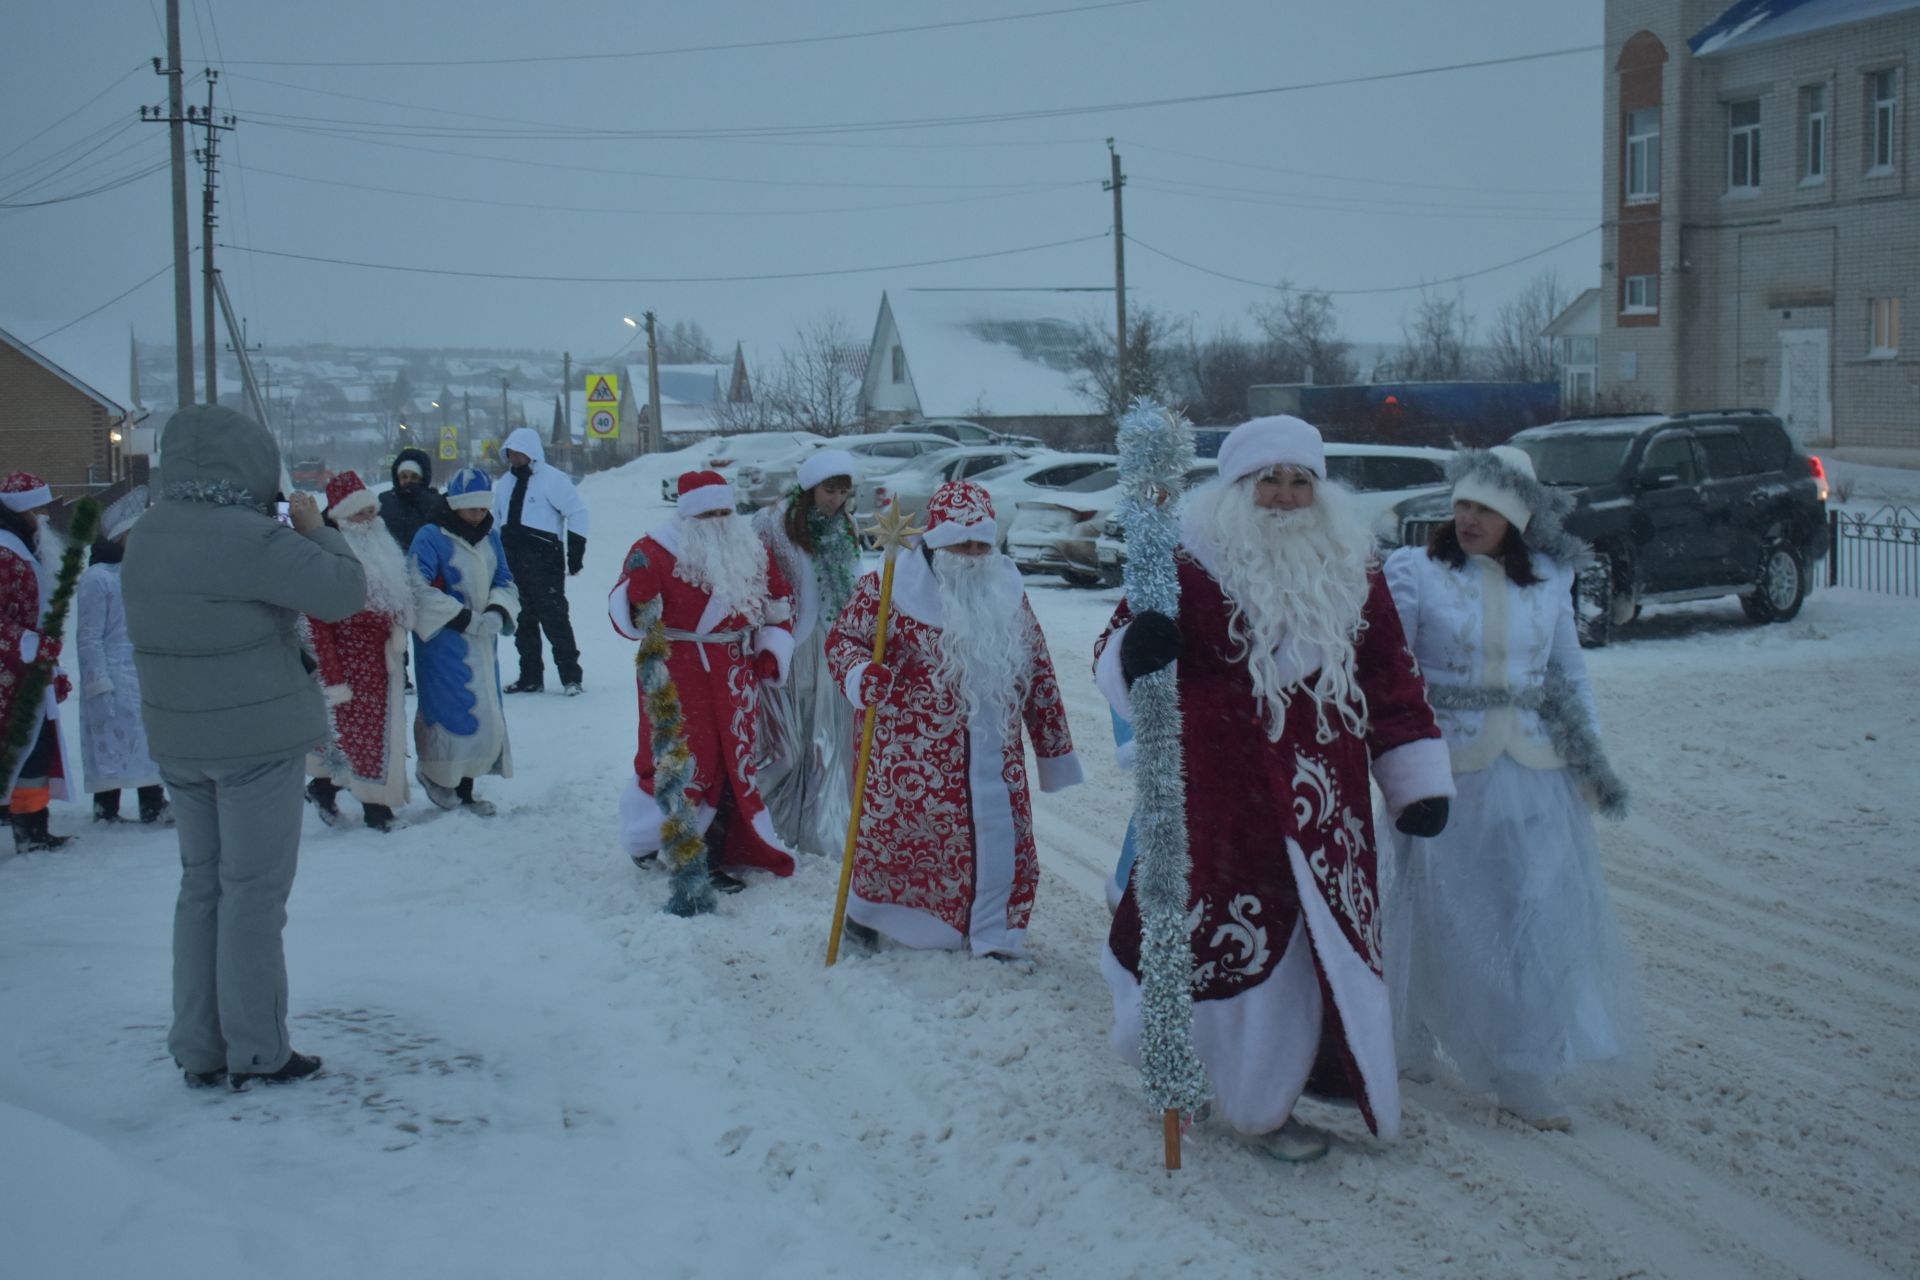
top-left (1828, 506), bottom-right (1920, 597)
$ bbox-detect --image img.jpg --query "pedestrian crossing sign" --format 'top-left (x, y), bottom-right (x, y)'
top-left (586, 373), bottom-right (619, 406)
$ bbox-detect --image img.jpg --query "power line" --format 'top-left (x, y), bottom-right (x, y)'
top-left (1132, 174), bottom-right (1588, 215)
top-left (1130, 178), bottom-right (1593, 224)
top-left (219, 0), bottom-right (1158, 68)
top-left (234, 162), bottom-right (1083, 217)
top-left (220, 232), bottom-right (1110, 284)
top-left (1120, 138), bottom-right (1598, 200)
top-left (0, 119), bottom-right (147, 203)
top-left (232, 44), bottom-right (1603, 142)
top-left (28, 256), bottom-right (183, 345)
top-left (0, 62), bottom-right (148, 167)
top-left (0, 158), bottom-right (170, 209)
top-left (1122, 225), bottom-right (1600, 296)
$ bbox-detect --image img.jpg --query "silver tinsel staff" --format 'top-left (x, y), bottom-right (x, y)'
top-left (1115, 399), bottom-right (1209, 1169)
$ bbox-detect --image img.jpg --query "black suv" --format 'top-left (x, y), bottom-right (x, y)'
top-left (1398, 411), bottom-right (1829, 646)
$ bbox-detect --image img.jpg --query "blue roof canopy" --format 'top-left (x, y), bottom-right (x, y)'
top-left (1691, 0), bottom-right (1920, 56)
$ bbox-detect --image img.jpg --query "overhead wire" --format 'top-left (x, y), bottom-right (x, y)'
top-left (217, 0), bottom-right (1159, 69)
top-left (219, 232), bottom-right (1110, 284)
top-left (0, 62), bottom-right (148, 167)
top-left (0, 159), bottom-right (170, 209)
top-left (28, 256), bottom-right (185, 345)
top-left (0, 119), bottom-right (147, 203)
top-left (1119, 138), bottom-right (1598, 200)
top-left (1121, 226), bottom-right (1602, 296)
top-left (1130, 178), bottom-right (1593, 224)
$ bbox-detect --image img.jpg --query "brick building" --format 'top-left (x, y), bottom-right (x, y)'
top-left (1599, 0), bottom-right (1919, 450)
top-left (0, 326), bottom-right (134, 500)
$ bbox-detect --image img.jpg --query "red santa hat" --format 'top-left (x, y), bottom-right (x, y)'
top-left (1, 471), bottom-right (53, 513)
top-left (1216, 415), bottom-right (1327, 485)
top-left (325, 470), bottom-right (378, 522)
top-left (922, 479), bottom-right (997, 549)
top-left (676, 470), bottom-right (736, 518)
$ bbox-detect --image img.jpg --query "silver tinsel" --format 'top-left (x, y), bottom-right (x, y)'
top-left (1116, 399), bottom-right (1210, 1114)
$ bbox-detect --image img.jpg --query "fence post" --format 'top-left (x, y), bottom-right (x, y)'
top-left (1828, 509), bottom-right (1839, 588)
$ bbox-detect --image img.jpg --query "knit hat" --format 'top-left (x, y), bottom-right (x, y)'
top-left (395, 458), bottom-right (425, 479)
top-left (797, 448), bottom-right (856, 492)
top-left (676, 470), bottom-right (735, 518)
top-left (101, 487), bottom-right (149, 541)
top-left (1, 471), bottom-right (53, 513)
top-left (1216, 415), bottom-right (1326, 485)
top-left (445, 466), bottom-right (495, 511)
top-left (1450, 445), bottom-right (1539, 532)
top-left (325, 470), bottom-right (378, 522)
top-left (922, 479), bottom-right (996, 549)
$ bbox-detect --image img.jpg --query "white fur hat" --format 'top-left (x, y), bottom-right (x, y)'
top-left (1451, 445), bottom-right (1538, 532)
top-left (1216, 415), bottom-right (1327, 485)
top-left (797, 448), bottom-right (856, 492)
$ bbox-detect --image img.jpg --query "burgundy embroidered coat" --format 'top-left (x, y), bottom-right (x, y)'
top-left (1094, 555), bottom-right (1451, 1138)
top-left (608, 519), bottom-right (797, 876)
top-left (825, 552), bottom-right (1082, 957)
top-left (0, 534), bottom-right (72, 803)
top-left (306, 606), bottom-right (410, 807)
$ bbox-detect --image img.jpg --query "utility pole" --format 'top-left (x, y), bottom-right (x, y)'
top-left (500, 377), bottom-right (510, 449)
top-left (1104, 139), bottom-right (1128, 418)
top-left (140, 0), bottom-right (194, 408)
top-left (463, 390), bottom-right (471, 441)
top-left (644, 312), bottom-right (663, 458)
top-left (561, 351), bottom-right (572, 451)
top-left (191, 72), bottom-right (234, 405)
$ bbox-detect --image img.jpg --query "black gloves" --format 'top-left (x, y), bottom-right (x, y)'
top-left (1395, 797), bottom-right (1450, 838)
top-left (1119, 610), bottom-right (1182, 687)
top-left (567, 532), bottom-right (587, 577)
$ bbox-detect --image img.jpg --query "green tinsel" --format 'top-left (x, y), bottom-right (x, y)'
top-left (0, 498), bottom-right (101, 789)
top-left (806, 502), bottom-right (859, 620)
top-left (631, 593), bottom-right (716, 917)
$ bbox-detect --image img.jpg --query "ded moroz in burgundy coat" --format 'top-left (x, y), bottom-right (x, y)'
top-left (1094, 551), bottom-right (1451, 1139)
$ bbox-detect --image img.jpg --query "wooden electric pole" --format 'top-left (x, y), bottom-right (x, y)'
top-left (141, 0), bottom-right (194, 408)
top-left (191, 72), bottom-right (232, 404)
top-left (645, 312), bottom-right (663, 457)
top-left (1104, 139), bottom-right (1128, 418)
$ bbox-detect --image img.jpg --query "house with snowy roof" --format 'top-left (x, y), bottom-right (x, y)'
top-left (0, 325), bottom-right (137, 499)
top-left (857, 289), bottom-right (1109, 445)
top-left (617, 343), bottom-right (753, 444)
top-left (1599, 0), bottom-right (1918, 451)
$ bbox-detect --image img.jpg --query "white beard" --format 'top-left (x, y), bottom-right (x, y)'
top-left (1182, 477), bottom-right (1375, 741)
top-left (675, 514), bottom-right (769, 623)
top-left (931, 552), bottom-right (1034, 731)
top-left (340, 518), bottom-right (416, 627)
top-left (35, 524), bottom-right (67, 580)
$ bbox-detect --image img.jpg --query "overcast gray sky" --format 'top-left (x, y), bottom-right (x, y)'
top-left (2, 0), bottom-right (1604, 395)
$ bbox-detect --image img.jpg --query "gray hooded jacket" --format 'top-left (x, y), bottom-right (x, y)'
top-left (122, 405), bottom-right (367, 767)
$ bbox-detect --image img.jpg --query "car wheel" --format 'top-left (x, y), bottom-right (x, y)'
top-left (1575, 553), bottom-right (1614, 648)
top-left (1059, 569), bottom-right (1102, 589)
top-left (1741, 536), bottom-right (1806, 623)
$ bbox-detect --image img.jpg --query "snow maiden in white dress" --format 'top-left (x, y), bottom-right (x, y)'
top-left (1383, 446), bottom-right (1648, 1130)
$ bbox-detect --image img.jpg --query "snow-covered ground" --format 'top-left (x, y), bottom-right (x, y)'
top-left (3, 452), bottom-right (1916, 1279)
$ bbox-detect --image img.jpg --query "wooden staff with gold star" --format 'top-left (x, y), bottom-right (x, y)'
top-left (826, 502), bottom-right (924, 966)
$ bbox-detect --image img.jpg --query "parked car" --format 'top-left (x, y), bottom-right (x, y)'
top-left (1394, 410), bottom-right (1830, 645)
top-left (1087, 443), bottom-right (1455, 586)
top-left (856, 445), bottom-right (1037, 525)
top-left (973, 453), bottom-right (1118, 562)
top-left (887, 418), bottom-right (1043, 449)
top-left (657, 431), bottom-right (829, 504)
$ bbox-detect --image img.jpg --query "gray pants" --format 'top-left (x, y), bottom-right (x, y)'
top-left (161, 753), bottom-right (305, 1075)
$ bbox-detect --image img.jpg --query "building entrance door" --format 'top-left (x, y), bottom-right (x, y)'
top-left (1775, 329), bottom-right (1832, 445)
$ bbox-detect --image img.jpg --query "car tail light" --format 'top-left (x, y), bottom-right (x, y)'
top-left (1066, 508), bottom-right (1096, 525)
top-left (709, 457), bottom-right (733, 470)
top-left (1807, 455), bottom-right (1829, 502)
top-left (875, 486), bottom-right (891, 508)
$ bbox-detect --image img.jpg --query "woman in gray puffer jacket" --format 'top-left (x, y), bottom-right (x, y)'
top-left (122, 404), bottom-right (367, 1092)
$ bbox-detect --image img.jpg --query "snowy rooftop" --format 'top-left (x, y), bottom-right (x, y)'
top-left (1690, 0), bottom-right (1920, 55)
top-left (881, 289), bottom-right (1105, 419)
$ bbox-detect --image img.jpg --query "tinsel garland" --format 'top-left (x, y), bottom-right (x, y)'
top-left (1115, 401), bottom-right (1210, 1115)
top-left (1425, 674), bottom-right (1630, 818)
top-left (802, 491), bottom-right (859, 619)
top-left (0, 499), bottom-right (101, 787)
top-left (632, 593), bottom-right (717, 917)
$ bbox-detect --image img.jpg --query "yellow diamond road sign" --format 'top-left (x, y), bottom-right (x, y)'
top-left (439, 424), bottom-right (460, 461)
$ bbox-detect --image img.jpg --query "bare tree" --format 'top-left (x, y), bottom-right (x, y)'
top-left (1072, 304), bottom-right (1181, 424)
top-left (1487, 270), bottom-right (1569, 383)
top-left (1252, 285), bottom-right (1358, 386)
top-left (1382, 288), bottom-right (1480, 381)
top-left (714, 313), bottom-right (864, 435)
top-left (1174, 321), bottom-right (1299, 423)
top-left (657, 319), bottom-right (719, 365)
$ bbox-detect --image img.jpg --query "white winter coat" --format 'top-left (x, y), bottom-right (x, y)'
top-left (1384, 547), bottom-right (1599, 776)
top-left (75, 561), bottom-right (162, 792)
top-left (491, 428), bottom-right (590, 540)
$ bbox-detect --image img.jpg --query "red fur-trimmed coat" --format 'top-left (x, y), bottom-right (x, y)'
top-left (1093, 554), bottom-right (1451, 1138)
top-left (0, 534), bottom-right (72, 803)
top-left (608, 519), bottom-right (797, 876)
top-left (306, 606), bottom-right (410, 807)
top-left (824, 551), bottom-right (1082, 956)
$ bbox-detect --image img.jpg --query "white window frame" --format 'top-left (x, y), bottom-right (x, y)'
top-left (1728, 99), bottom-right (1762, 191)
top-left (1623, 274), bottom-right (1659, 315)
top-left (1870, 297), bottom-right (1901, 357)
top-left (1803, 84), bottom-right (1827, 183)
top-left (1870, 69), bottom-right (1899, 175)
top-left (1625, 107), bottom-right (1661, 203)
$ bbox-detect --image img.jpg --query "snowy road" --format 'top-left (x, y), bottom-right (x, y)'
top-left (2, 452), bottom-right (1915, 1279)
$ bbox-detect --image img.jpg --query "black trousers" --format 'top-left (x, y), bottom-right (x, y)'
top-left (502, 529), bottom-right (581, 685)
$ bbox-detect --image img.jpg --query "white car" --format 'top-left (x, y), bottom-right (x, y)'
top-left (1087, 443), bottom-right (1455, 584)
top-left (857, 445), bottom-right (1037, 526)
top-left (658, 431), bottom-right (829, 504)
top-left (971, 453), bottom-right (1118, 551)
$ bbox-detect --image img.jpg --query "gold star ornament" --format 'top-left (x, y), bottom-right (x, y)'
top-left (863, 504), bottom-right (925, 559)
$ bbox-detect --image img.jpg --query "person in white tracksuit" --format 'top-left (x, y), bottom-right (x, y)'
top-left (492, 426), bottom-right (589, 695)
top-left (76, 490), bottom-right (169, 824)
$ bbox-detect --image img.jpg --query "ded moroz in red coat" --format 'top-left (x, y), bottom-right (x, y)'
top-left (1093, 547), bottom-right (1451, 1140)
top-left (826, 545), bottom-right (1083, 958)
top-left (608, 513), bottom-right (798, 876)
top-left (0, 520), bottom-right (74, 805)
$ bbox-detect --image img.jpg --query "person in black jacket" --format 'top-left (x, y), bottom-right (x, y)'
top-left (377, 448), bottom-right (447, 553)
